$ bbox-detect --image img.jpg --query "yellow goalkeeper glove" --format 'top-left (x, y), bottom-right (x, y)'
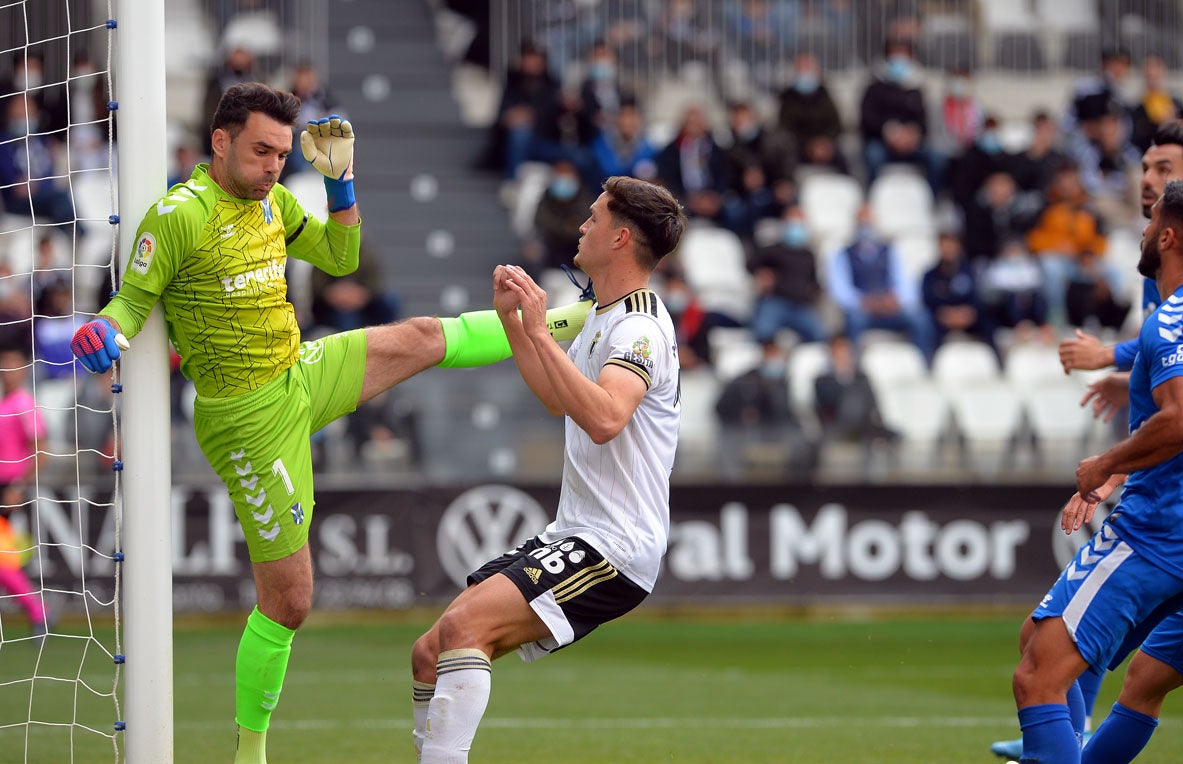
top-left (300, 115), bottom-right (356, 211)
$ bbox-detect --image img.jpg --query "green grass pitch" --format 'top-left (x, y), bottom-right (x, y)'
top-left (1, 610), bottom-right (1179, 762)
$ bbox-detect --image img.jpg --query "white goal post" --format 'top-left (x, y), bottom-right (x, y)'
top-left (113, 0), bottom-right (173, 760)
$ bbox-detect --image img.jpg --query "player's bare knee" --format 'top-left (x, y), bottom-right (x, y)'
top-left (435, 608), bottom-right (486, 654)
top-left (1012, 658), bottom-right (1040, 706)
top-left (258, 584), bottom-right (312, 630)
top-left (411, 632), bottom-right (440, 680)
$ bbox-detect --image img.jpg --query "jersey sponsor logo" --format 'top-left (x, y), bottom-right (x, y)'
top-left (1162, 344), bottom-right (1183, 368)
top-left (131, 232), bottom-right (157, 274)
top-left (220, 258), bottom-right (286, 294)
top-left (436, 485), bottom-right (549, 588)
top-left (621, 335), bottom-right (655, 369)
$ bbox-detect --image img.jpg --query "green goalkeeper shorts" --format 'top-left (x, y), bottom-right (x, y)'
top-left (192, 330), bottom-right (367, 562)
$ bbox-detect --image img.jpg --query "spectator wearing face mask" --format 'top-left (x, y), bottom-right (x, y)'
top-left (777, 51), bottom-right (847, 173)
top-left (589, 100), bottom-right (658, 183)
top-left (529, 160), bottom-right (598, 273)
top-left (747, 204), bottom-right (827, 346)
top-left (578, 41), bottom-right (634, 129)
top-left (949, 114), bottom-right (1012, 216)
top-left (933, 66), bottom-right (983, 155)
top-left (828, 204), bottom-right (937, 363)
top-left (0, 97), bottom-right (78, 231)
top-left (858, 39), bottom-right (945, 193)
top-left (921, 231), bottom-right (995, 353)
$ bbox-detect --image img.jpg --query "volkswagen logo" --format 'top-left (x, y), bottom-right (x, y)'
top-left (437, 485), bottom-right (549, 587)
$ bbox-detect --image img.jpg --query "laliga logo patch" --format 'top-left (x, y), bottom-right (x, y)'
top-left (131, 232), bottom-right (156, 275)
top-left (261, 197), bottom-right (273, 224)
top-left (299, 339), bottom-right (325, 364)
top-left (289, 502), bottom-right (304, 525)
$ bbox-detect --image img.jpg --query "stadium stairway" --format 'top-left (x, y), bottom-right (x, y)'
top-left (315, 1), bottom-right (563, 482)
top-left (325, 0), bottom-right (519, 319)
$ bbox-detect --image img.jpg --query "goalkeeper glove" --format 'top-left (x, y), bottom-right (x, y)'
top-left (71, 318), bottom-right (127, 373)
top-left (300, 114), bottom-right (356, 212)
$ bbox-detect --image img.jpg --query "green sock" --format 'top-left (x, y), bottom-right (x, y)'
top-left (437, 300), bottom-right (593, 368)
top-left (235, 607), bottom-right (296, 738)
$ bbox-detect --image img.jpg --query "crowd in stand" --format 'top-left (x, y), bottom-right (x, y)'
top-left (452, 2), bottom-right (1183, 473)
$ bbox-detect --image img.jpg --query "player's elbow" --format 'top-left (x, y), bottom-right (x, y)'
top-left (585, 417), bottom-right (626, 445)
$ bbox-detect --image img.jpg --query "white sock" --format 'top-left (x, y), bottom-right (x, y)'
top-left (413, 680), bottom-right (435, 760)
top-left (420, 649), bottom-right (492, 764)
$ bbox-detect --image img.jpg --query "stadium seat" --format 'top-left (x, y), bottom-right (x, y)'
top-left (510, 161), bottom-right (552, 238)
top-left (979, 0), bottom-right (1035, 32)
top-left (675, 367), bottom-right (722, 469)
top-left (891, 232), bottom-right (938, 282)
top-left (1004, 342), bottom-right (1070, 396)
top-left (788, 341), bottom-right (829, 432)
top-left (675, 223), bottom-right (755, 323)
top-left (709, 327), bottom-right (762, 383)
top-left (1035, 0), bottom-right (1100, 31)
top-left (932, 341), bottom-right (1002, 395)
top-left (1062, 30), bottom-right (1102, 70)
top-left (947, 380), bottom-right (1025, 471)
top-left (876, 378), bottom-right (950, 451)
top-left (283, 171), bottom-right (329, 217)
top-left (799, 172), bottom-right (863, 247)
top-left (918, 30), bottom-right (976, 71)
top-left (868, 170), bottom-right (933, 239)
top-left (220, 9), bottom-right (283, 59)
top-left (994, 31), bottom-right (1047, 73)
top-left (1023, 381), bottom-right (1095, 465)
top-left (860, 339), bottom-right (928, 400)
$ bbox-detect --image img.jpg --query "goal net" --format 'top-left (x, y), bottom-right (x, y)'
top-left (0, 1), bottom-right (170, 761)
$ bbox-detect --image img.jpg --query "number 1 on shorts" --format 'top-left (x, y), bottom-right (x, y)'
top-left (272, 458), bottom-right (295, 496)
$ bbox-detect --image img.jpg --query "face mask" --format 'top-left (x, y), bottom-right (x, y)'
top-left (736, 122), bottom-right (759, 142)
top-left (9, 121), bottom-right (27, 137)
top-left (15, 71), bottom-right (42, 90)
top-left (794, 73), bottom-right (819, 94)
top-left (664, 289), bottom-right (690, 313)
top-left (783, 221), bottom-right (809, 248)
top-left (857, 224), bottom-right (876, 241)
top-left (886, 55), bottom-right (912, 83)
top-left (978, 131), bottom-right (1001, 155)
top-left (549, 175), bottom-right (578, 200)
top-left (590, 61), bottom-right (616, 82)
top-left (948, 78), bottom-right (969, 98)
top-left (760, 360), bottom-right (786, 380)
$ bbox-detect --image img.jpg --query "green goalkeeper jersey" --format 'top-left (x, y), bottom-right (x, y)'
top-left (100, 163), bottom-right (360, 398)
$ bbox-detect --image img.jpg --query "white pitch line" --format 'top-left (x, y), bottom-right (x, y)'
top-left (173, 716), bottom-right (1025, 732)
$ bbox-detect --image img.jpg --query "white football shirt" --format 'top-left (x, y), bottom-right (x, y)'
top-left (539, 288), bottom-right (680, 592)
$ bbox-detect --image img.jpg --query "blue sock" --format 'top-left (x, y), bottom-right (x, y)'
top-left (1066, 681), bottom-right (1085, 745)
top-left (1077, 665), bottom-right (1105, 726)
top-left (1081, 703), bottom-right (1158, 764)
top-left (1019, 703), bottom-right (1079, 764)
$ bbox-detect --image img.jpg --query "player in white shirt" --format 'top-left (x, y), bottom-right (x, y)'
top-left (410, 176), bottom-right (687, 762)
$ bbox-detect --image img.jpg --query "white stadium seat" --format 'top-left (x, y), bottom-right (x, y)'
top-left (932, 341), bottom-right (1001, 395)
top-left (799, 172), bottom-right (863, 246)
top-left (676, 223), bottom-right (754, 322)
top-left (868, 170), bottom-right (934, 239)
top-left (860, 339), bottom-right (928, 399)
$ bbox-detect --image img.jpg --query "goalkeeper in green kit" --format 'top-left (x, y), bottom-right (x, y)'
top-left (70, 82), bottom-right (591, 762)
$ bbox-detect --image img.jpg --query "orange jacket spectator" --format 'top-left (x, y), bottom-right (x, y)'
top-left (1026, 163), bottom-right (1107, 257)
